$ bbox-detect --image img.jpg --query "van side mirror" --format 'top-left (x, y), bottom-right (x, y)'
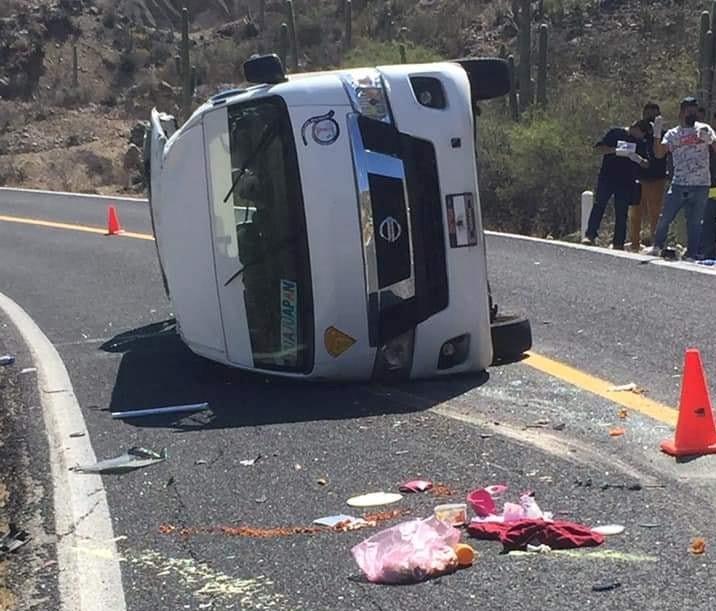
top-left (243, 54), bottom-right (287, 85)
top-left (454, 58), bottom-right (511, 102)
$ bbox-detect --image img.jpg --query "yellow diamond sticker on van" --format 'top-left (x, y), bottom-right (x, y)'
top-left (324, 327), bottom-right (356, 358)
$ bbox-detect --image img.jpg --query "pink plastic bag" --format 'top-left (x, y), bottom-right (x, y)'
top-left (351, 516), bottom-right (461, 584)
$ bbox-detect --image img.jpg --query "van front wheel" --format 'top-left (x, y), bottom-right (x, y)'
top-left (491, 315), bottom-right (532, 364)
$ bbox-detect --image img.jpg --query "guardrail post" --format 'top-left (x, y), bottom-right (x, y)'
top-left (581, 190), bottom-right (593, 238)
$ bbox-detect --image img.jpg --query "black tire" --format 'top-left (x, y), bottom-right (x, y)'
top-left (491, 314), bottom-right (532, 364)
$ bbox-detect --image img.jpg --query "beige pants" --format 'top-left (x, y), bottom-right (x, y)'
top-left (629, 178), bottom-right (667, 250)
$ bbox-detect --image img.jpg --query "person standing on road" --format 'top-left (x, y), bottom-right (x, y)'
top-left (629, 103), bottom-right (668, 251)
top-left (582, 120), bottom-right (650, 249)
top-left (647, 97), bottom-right (716, 260)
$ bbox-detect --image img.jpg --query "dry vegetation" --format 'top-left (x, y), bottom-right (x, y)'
top-left (0, 0), bottom-right (708, 235)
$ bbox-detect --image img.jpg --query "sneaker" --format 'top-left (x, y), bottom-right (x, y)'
top-left (581, 237), bottom-right (596, 246)
top-left (644, 246), bottom-right (661, 256)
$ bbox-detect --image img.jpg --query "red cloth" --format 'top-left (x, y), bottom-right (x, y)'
top-left (467, 519), bottom-right (605, 551)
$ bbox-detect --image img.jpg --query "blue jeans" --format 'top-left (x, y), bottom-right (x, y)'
top-left (586, 176), bottom-right (635, 247)
top-left (653, 184), bottom-right (709, 258)
top-left (701, 198), bottom-right (716, 259)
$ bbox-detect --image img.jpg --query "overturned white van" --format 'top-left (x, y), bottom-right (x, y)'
top-left (146, 55), bottom-right (531, 380)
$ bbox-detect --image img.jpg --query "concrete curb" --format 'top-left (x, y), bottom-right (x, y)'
top-left (0, 291), bottom-right (127, 611)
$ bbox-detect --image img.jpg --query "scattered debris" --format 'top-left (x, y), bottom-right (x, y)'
top-left (160, 510), bottom-right (410, 541)
top-left (254, 496), bottom-right (268, 504)
top-left (165, 476), bottom-right (175, 487)
top-left (526, 543), bottom-right (552, 554)
top-left (479, 433), bottom-right (494, 439)
top-left (600, 482), bottom-right (646, 491)
top-left (69, 431), bottom-right (85, 438)
top-left (294, 464), bottom-right (302, 470)
top-left (689, 537), bottom-right (706, 555)
top-left (71, 447), bottom-right (167, 474)
top-left (434, 503), bottom-right (468, 526)
top-left (363, 509), bottom-right (411, 523)
top-left (312, 515), bottom-right (370, 530)
top-left (111, 402), bottom-right (209, 419)
top-left (552, 422), bottom-right (566, 431)
top-left (591, 524), bottom-right (625, 536)
top-left (508, 549), bottom-right (656, 562)
top-left (195, 460), bottom-right (208, 465)
top-left (346, 492), bottom-right (403, 508)
top-left (0, 524), bottom-right (30, 558)
top-left (19, 367), bottom-right (36, 375)
top-left (239, 455), bottom-right (261, 467)
top-left (430, 483), bottom-right (456, 497)
top-left (468, 486), bottom-right (553, 523)
top-left (638, 523), bottom-right (660, 529)
top-left (317, 478), bottom-right (328, 486)
top-left (352, 517), bottom-right (462, 584)
top-left (394, 450), bottom-right (409, 455)
top-left (618, 408), bottom-right (628, 419)
top-left (454, 543), bottom-right (476, 567)
top-left (161, 523), bottom-right (325, 539)
top-left (526, 418), bottom-right (550, 429)
top-left (607, 383), bottom-right (644, 394)
top-left (592, 581), bottom-right (621, 592)
top-left (574, 477), bottom-right (593, 488)
top-left (608, 427), bottom-right (626, 437)
top-left (399, 480), bottom-right (433, 493)
top-left (0, 355), bottom-right (15, 366)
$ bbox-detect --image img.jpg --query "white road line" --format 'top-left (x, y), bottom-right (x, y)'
top-left (0, 291), bottom-right (126, 611)
top-left (485, 230), bottom-right (716, 276)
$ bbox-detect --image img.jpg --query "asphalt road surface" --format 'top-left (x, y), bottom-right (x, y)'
top-left (1, 194), bottom-right (716, 610)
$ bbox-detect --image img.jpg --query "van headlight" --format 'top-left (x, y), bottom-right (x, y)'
top-left (341, 69), bottom-right (392, 123)
top-left (372, 329), bottom-right (415, 380)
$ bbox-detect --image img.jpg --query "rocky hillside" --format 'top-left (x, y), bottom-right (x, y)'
top-left (0, 0), bottom-right (707, 233)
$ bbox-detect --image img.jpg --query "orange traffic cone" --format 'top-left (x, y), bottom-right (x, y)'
top-left (107, 205), bottom-right (123, 236)
top-left (660, 349), bottom-right (716, 457)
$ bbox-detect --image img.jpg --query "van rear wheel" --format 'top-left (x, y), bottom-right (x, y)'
top-left (491, 314), bottom-right (532, 364)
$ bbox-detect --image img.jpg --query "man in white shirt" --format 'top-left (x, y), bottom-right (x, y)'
top-left (648, 97), bottom-right (716, 260)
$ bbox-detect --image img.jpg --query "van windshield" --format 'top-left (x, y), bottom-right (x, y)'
top-left (227, 97), bottom-right (313, 372)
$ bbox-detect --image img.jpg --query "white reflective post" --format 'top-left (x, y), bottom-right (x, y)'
top-left (581, 191), bottom-right (593, 239)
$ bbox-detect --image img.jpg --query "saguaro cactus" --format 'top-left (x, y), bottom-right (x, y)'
top-left (72, 43), bottom-right (79, 88)
top-left (179, 7), bottom-right (192, 120)
top-left (279, 22), bottom-right (289, 70)
top-left (345, 0), bottom-right (352, 51)
top-left (704, 30), bottom-right (715, 112)
top-left (286, 0), bottom-right (299, 71)
top-left (699, 10), bottom-right (710, 106)
top-left (508, 54), bottom-right (519, 122)
top-left (515, 0), bottom-right (532, 112)
top-left (536, 24), bottom-right (548, 107)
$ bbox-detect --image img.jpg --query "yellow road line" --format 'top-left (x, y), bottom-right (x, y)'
top-left (524, 351), bottom-right (678, 427)
top-left (0, 214), bottom-right (154, 241)
top-left (0, 212), bottom-right (684, 428)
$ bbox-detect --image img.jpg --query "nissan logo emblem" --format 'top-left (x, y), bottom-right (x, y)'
top-left (379, 217), bottom-right (402, 243)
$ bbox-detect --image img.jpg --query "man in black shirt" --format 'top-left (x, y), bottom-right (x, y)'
top-left (629, 103), bottom-right (668, 251)
top-left (583, 119), bottom-right (650, 249)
